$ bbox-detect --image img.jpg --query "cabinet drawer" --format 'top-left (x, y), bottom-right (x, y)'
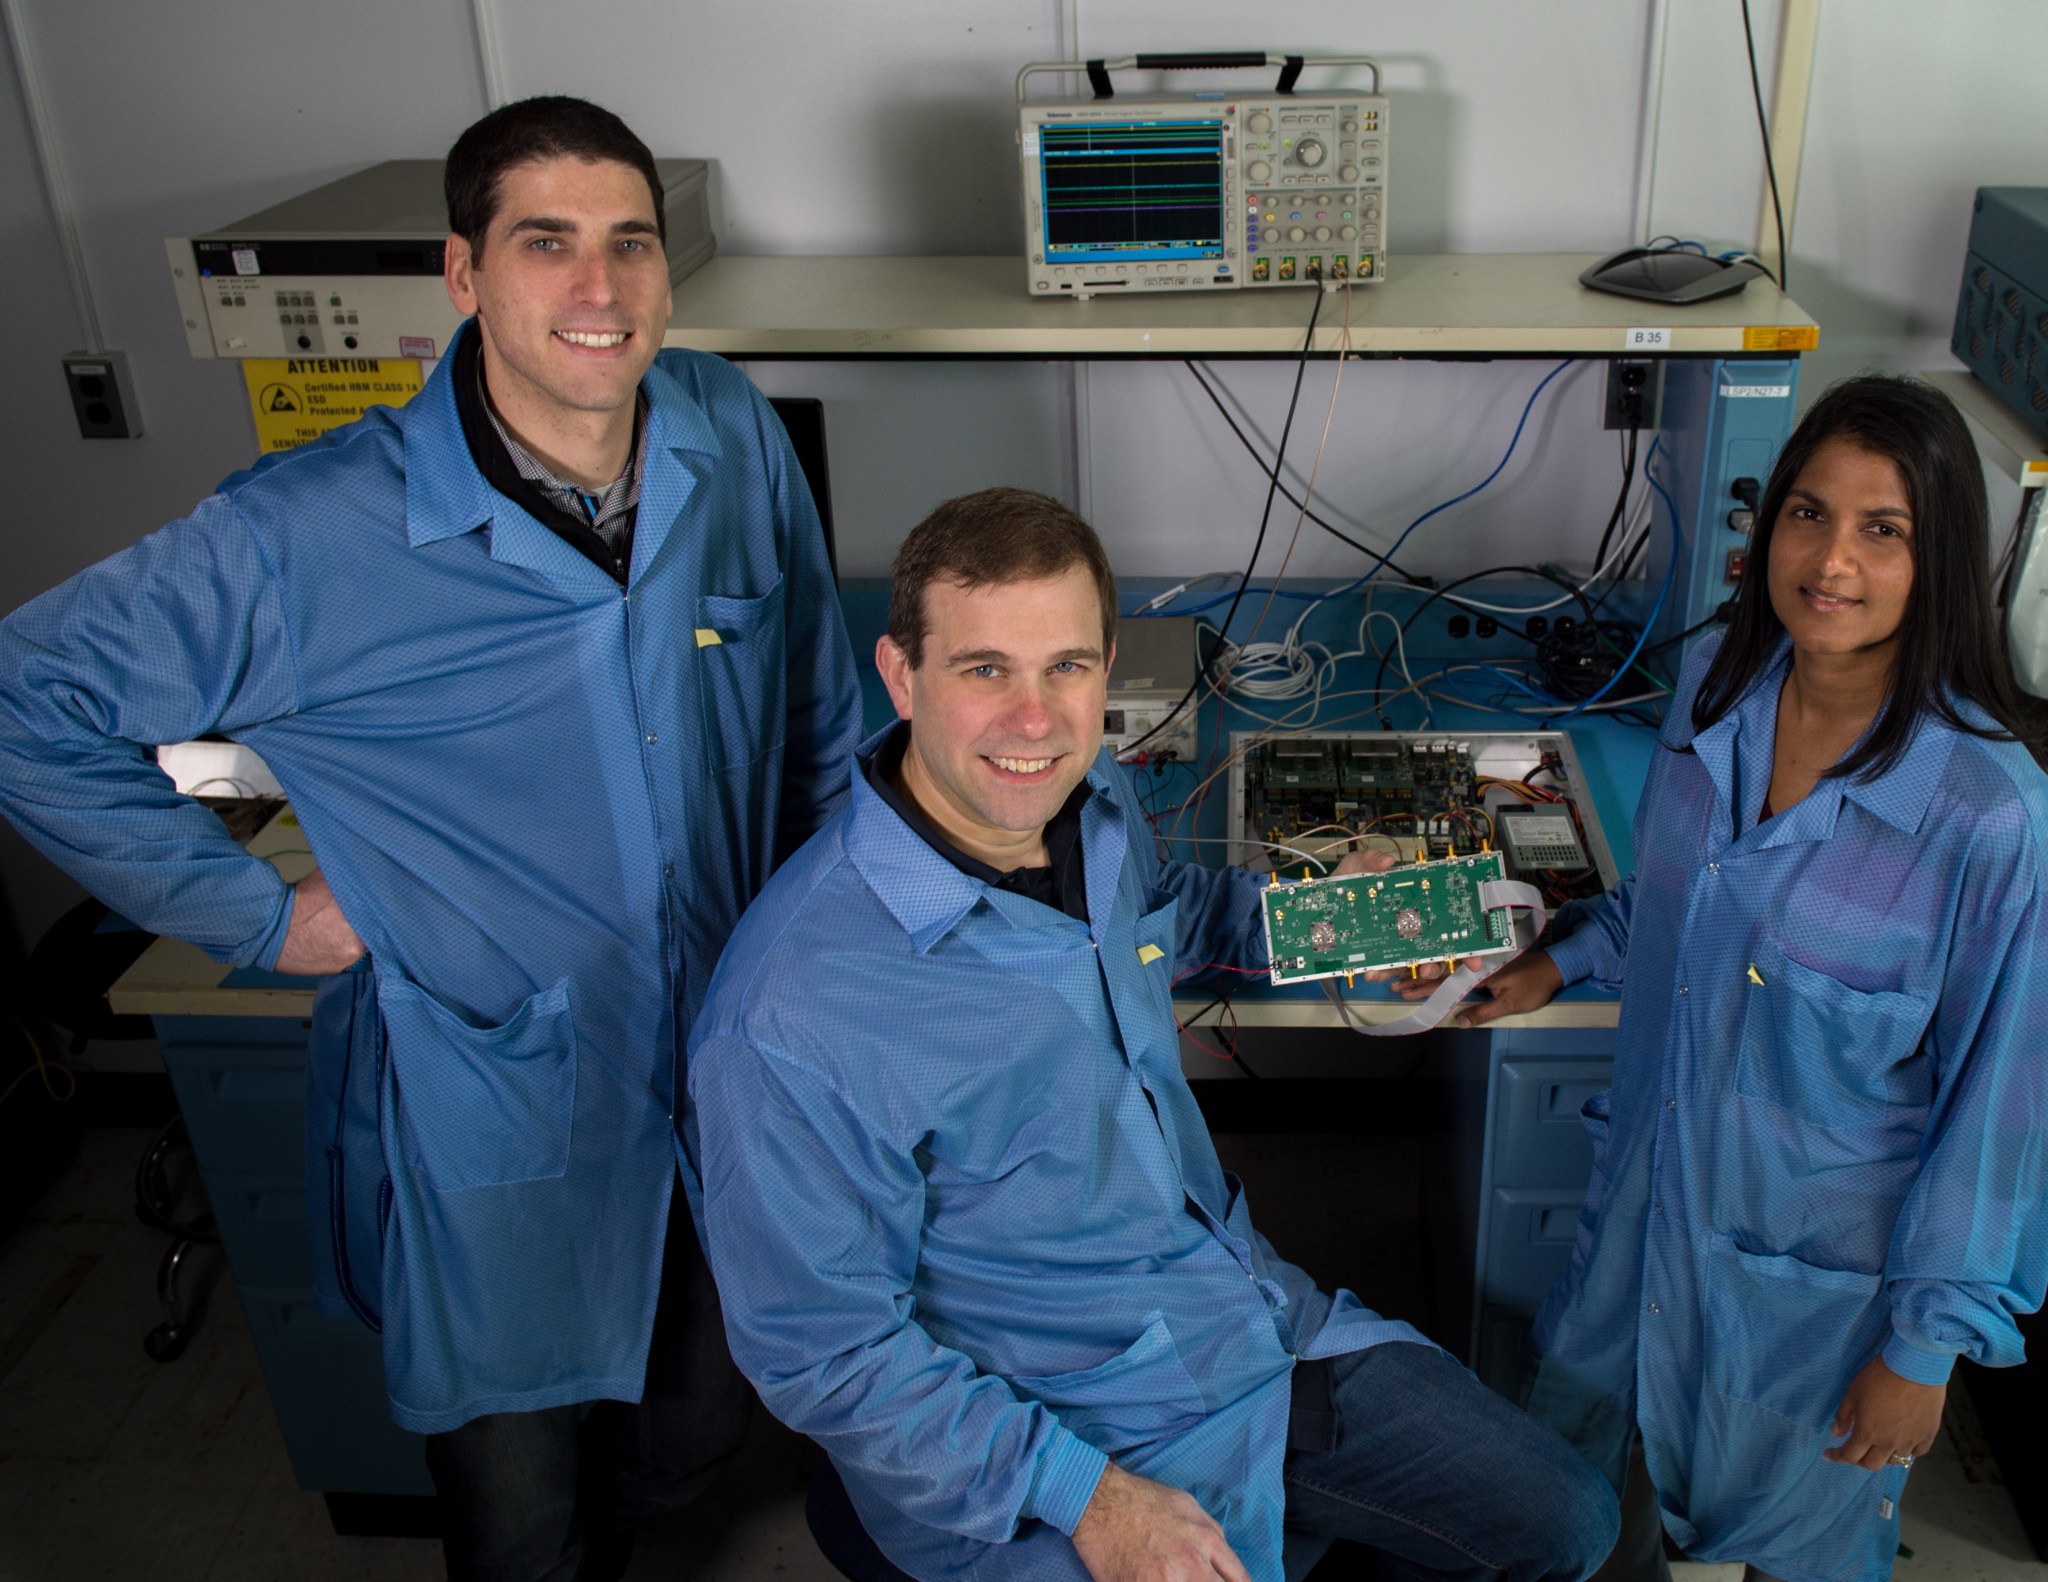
top-left (154, 1013), bottom-right (315, 1050)
top-left (1493, 1057), bottom-right (1612, 1188)
top-left (1481, 1186), bottom-right (1584, 1313)
top-left (207, 1170), bottom-right (313, 1292)
top-left (160, 1040), bottom-right (308, 1176)
top-left (241, 1289), bottom-right (430, 1496)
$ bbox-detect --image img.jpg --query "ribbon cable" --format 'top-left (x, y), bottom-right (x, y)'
top-left (1319, 879), bottom-right (1548, 1037)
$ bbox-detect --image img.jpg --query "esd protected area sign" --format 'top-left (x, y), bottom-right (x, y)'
top-left (242, 357), bottom-right (424, 453)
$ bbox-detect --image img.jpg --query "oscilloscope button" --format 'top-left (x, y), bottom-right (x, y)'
top-left (1316, 227), bottom-right (1332, 242)
top-left (1341, 165), bottom-right (1358, 182)
top-left (1248, 111), bottom-right (1272, 133)
top-left (1262, 228), bottom-right (1279, 243)
top-left (1289, 227), bottom-right (1306, 243)
top-left (1340, 225), bottom-right (1357, 241)
top-left (1248, 161), bottom-right (1272, 182)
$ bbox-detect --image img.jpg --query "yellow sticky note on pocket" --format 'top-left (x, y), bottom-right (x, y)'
top-left (695, 628), bottom-right (723, 648)
top-left (1747, 963), bottom-right (1765, 986)
top-left (1137, 944), bottom-right (1165, 965)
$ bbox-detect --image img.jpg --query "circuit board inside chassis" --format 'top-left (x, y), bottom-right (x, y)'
top-left (1262, 851), bottom-right (1517, 985)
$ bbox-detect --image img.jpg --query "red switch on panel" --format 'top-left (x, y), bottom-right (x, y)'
top-left (1724, 548), bottom-right (1747, 584)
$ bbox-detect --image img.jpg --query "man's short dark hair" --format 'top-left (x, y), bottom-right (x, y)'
top-left (886, 488), bottom-right (1118, 668)
top-left (444, 96), bottom-right (664, 258)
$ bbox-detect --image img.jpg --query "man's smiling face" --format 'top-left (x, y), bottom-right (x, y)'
top-left (875, 564), bottom-right (1112, 869)
top-left (444, 154), bottom-right (671, 444)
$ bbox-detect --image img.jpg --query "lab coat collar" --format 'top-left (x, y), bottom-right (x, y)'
top-left (845, 725), bottom-right (1131, 954)
top-left (1683, 634), bottom-right (1953, 845)
top-left (402, 321), bottom-right (726, 578)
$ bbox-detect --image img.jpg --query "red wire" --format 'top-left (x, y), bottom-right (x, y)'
top-left (1171, 962), bottom-right (1270, 986)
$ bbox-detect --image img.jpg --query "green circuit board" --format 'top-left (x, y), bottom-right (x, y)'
top-left (1262, 851), bottom-right (1517, 985)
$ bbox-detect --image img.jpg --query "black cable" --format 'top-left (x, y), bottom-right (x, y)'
top-left (1740, 0), bottom-right (1789, 295)
top-left (1532, 619), bottom-right (1643, 701)
top-left (1182, 361), bottom-right (1429, 587)
top-left (1591, 424), bottom-right (1640, 575)
top-left (1125, 286), bottom-right (1329, 757)
top-left (1586, 528), bottom-right (1653, 617)
top-left (1371, 563), bottom-right (1602, 720)
top-left (1644, 607), bottom-right (1729, 656)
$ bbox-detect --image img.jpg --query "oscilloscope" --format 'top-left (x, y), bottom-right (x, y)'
top-left (1017, 52), bottom-right (1386, 300)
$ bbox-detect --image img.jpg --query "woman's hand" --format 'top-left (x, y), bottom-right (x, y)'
top-left (1824, 1355), bottom-right (1945, 1470)
top-left (1366, 949), bottom-right (1563, 1027)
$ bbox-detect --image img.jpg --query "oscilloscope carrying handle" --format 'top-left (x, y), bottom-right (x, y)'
top-left (1015, 54), bottom-right (1383, 104)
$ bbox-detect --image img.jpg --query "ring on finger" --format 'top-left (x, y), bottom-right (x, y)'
top-left (1888, 1452), bottom-right (1915, 1468)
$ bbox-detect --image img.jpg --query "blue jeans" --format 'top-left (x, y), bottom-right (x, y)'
top-left (423, 1182), bottom-right (753, 1582)
top-left (1284, 1344), bottom-right (1620, 1582)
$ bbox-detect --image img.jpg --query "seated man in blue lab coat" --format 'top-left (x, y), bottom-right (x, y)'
top-left (0, 97), bottom-right (858, 1580)
top-left (685, 487), bottom-right (1619, 1582)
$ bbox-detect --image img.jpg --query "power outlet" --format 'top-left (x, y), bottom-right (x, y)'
top-left (62, 350), bottom-right (142, 439)
top-left (1603, 358), bottom-right (1664, 430)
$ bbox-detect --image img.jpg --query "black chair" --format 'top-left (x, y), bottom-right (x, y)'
top-left (132, 1114), bottom-right (218, 1360)
top-left (28, 899), bottom-right (217, 1360)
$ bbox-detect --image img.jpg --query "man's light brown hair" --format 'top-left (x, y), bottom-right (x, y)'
top-left (886, 488), bottom-right (1118, 668)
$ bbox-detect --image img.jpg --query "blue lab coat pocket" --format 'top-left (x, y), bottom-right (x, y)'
top-left (696, 576), bottom-right (788, 770)
top-left (1008, 1314), bottom-right (1210, 1454)
top-left (376, 969), bottom-right (578, 1191)
top-left (1703, 1232), bottom-right (1885, 1427)
top-left (1735, 945), bottom-right (1932, 1132)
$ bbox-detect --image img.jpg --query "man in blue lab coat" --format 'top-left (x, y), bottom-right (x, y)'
top-left (685, 488), bottom-right (1617, 1582)
top-left (0, 97), bottom-right (858, 1580)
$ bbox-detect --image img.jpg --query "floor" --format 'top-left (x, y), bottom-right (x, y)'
top-left (1, 1126), bottom-right (2042, 1582)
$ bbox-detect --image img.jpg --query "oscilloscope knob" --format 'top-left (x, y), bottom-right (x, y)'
top-left (1295, 138), bottom-right (1327, 168)
top-left (1247, 111), bottom-right (1272, 134)
top-left (1340, 165), bottom-right (1358, 182)
top-left (1340, 224), bottom-right (1358, 241)
top-left (1315, 226), bottom-right (1332, 242)
top-left (1248, 160), bottom-right (1272, 183)
top-left (1288, 227), bottom-right (1306, 243)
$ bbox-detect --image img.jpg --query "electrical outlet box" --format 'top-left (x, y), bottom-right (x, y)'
top-left (1603, 358), bottom-right (1664, 431)
top-left (62, 351), bottom-right (141, 439)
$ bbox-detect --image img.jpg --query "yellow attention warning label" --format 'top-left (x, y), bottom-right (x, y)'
top-left (241, 357), bottom-right (425, 453)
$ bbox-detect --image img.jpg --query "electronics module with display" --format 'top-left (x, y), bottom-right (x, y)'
top-left (1017, 53), bottom-right (1387, 298)
top-left (1227, 730), bottom-right (1621, 908)
top-left (1262, 852), bottom-right (1518, 986)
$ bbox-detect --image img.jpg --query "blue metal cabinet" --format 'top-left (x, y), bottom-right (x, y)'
top-left (154, 1014), bottom-right (431, 1498)
top-left (1429, 1025), bottom-right (1615, 1398)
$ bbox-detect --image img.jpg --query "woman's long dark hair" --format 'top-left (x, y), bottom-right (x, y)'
top-left (1691, 373), bottom-right (2047, 778)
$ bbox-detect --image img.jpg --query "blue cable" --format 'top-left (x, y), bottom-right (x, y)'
top-left (1545, 438), bottom-right (1677, 724)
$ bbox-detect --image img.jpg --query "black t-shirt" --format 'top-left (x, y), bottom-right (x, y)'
top-left (863, 723), bottom-right (1090, 925)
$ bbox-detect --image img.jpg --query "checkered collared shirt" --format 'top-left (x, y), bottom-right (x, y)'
top-left (480, 371), bottom-right (646, 556)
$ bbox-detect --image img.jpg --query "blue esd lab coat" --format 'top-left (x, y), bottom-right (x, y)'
top-left (1533, 635), bottom-right (2048, 1582)
top-left (686, 732), bottom-right (1431, 1582)
top-left (0, 328), bottom-right (860, 1432)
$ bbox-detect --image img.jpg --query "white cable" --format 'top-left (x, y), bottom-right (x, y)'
top-left (1317, 879), bottom-right (1549, 1037)
top-left (1133, 572), bottom-right (1238, 616)
top-left (2, 0), bottom-right (103, 351)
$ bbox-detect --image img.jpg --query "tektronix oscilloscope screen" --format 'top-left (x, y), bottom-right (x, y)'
top-left (1038, 119), bottom-right (1226, 263)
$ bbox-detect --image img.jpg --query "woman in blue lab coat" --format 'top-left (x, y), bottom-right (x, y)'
top-left (1395, 375), bottom-right (2048, 1582)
